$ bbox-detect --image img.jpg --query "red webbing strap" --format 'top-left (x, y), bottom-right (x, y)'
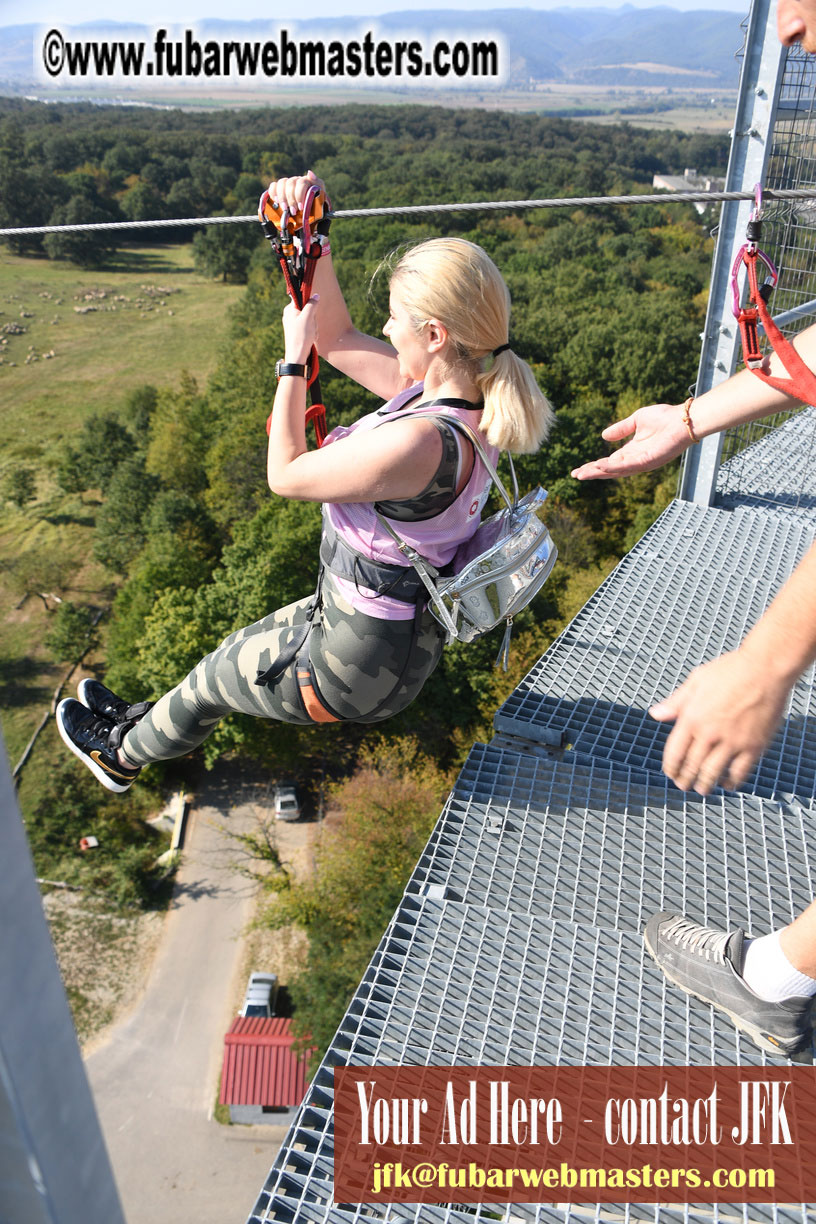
top-left (736, 305), bottom-right (763, 369)
top-left (300, 243), bottom-right (327, 445)
top-left (274, 247), bottom-right (302, 308)
top-left (744, 247), bottom-right (816, 405)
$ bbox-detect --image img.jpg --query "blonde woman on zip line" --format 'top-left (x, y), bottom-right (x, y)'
top-left (57, 170), bottom-right (553, 792)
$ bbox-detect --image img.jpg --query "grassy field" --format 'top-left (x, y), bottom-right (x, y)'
top-left (0, 243), bottom-right (244, 462)
top-left (28, 83), bottom-right (738, 133)
top-left (0, 243), bottom-right (245, 776)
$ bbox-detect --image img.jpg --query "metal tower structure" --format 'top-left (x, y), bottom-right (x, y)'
top-left (0, 733), bottom-right (126, 1224)
top-left (682, 0), bottom-right (816, 508)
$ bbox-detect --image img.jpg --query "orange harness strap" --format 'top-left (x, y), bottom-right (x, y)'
top-left (295, 628), bottom-right (341, 723)
top-left (296, 664), bottom-right (341, 723)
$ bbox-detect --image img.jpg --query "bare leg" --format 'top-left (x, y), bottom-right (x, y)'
top-left (779, 899), bottom-right (816, 977)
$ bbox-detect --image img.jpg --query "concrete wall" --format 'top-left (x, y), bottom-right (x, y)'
top-left (229, 1104), bottom-right (299, 1126)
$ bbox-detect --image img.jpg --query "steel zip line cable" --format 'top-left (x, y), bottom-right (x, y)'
top-left (4, 187), bottom-right (816, 238)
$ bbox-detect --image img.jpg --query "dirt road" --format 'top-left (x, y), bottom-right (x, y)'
top-left (85, 765), bottom-right (286, 1224)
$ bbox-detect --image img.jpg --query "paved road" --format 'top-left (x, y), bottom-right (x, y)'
top-left (86, 765), bottom-right (283, 1224)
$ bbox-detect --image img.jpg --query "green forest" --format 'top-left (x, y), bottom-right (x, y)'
top-left (1, 98), bottom-right (727, 1053)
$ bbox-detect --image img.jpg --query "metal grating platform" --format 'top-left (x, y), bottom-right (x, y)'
top-left (250, 1195), bottom-right (811, 1224)
top-left (247, 421), bottom-right (816, 1224)
top-left (248, 491), bottom-right (816, 1224)
top-left (716, 405), bottom-right (816, 519)
top-left (493, 500), bottom-right (816, 801)
top-left (251, 1206), bottom-right (811, 1224)
top-left (407, 743), bottom-right (816, 937)
top-left (249, 887), bottom-right (813, 1224)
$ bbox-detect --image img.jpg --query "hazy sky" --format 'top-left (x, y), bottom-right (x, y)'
top-left (1, 0), bottom-right (751, 26)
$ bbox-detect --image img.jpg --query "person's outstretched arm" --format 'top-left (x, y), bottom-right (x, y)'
top-left (571, 321), bottom-right (816, 481)
top-left (652, 539), bottom-right (816, 794)
top-left (570, 319), bottom-right (816, 794)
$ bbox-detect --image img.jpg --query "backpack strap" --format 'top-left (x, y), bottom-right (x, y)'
top-left (398, 410), bottom-right (517, 510)
top-left (372, 509), bottom-right (459, 638)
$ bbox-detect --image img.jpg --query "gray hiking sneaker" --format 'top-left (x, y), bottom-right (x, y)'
top-left (644, 911), bottom-right (815, 1062)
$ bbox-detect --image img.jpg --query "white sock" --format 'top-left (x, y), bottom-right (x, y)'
top-left (742, 930), bottom-right (816, 1002)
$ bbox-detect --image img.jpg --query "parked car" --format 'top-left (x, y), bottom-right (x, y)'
top-left (273, 783), bottom-right (300, 822)
top-left (240, 972), bottom-right (279, 1018)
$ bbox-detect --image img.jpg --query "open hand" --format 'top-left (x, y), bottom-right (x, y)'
top-left (650, 651), bottom-right (790, 794)
top-left (572, 402), bottom-right (692, 480)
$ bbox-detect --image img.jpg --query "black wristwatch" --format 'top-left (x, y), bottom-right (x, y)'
top-left (275, 359), bottom-right (309, 380)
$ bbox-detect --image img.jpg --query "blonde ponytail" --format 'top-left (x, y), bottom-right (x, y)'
top-left (476, 349), bottom-right (553, 454)
top-left (389, 238), bottom-right (554, 453)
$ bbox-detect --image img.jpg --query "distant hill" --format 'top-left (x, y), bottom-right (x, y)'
top-left (0, 9), bottom-right (745, 93)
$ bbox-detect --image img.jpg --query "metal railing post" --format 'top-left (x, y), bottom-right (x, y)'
top-left (680, 0), bottom-right (787, 504)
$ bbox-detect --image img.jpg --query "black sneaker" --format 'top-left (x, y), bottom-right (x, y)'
top-left (57, 698), bottom-right (140, 794)
top-left (644, 911), bottom-right (815, 1062)
top-left (77, 678), bottom-right (152, 725)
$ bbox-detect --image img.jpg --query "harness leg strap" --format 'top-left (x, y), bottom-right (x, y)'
top-left (254, 572), bottom-right (324, 688)
top-left (295, 635), bottom-right (341, 723)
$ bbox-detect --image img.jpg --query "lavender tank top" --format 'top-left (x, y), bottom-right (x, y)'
top-left (323, 384), bottom-right (498, 620)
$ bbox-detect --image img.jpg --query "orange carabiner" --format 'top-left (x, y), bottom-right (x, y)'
top-left (258, 188), bottom-right (326, 235)
top-left (258, 185), bottom-right (331, 447)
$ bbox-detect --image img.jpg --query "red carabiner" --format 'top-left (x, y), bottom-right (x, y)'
top-left (731, 188), bottom-right (816, 403)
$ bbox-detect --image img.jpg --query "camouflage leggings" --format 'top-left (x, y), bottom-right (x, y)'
top-left (120, 573), bottom-right (445, 767)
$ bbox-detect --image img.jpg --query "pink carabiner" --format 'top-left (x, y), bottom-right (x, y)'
top-left (301, 184), bottom-right (319, 255)
top-left (731, 244), bottom-right (749, 318)
top-left (752, 182), bottom-right (763, 223)
top-left (757, 246), bottom-right (779, 288)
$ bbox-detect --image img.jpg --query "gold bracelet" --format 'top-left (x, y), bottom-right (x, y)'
top-left (682, 396), bottom-right (698, 444)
